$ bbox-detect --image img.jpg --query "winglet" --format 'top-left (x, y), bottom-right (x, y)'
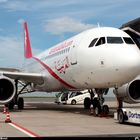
top-left (24, 22), bottom-right (33, 59)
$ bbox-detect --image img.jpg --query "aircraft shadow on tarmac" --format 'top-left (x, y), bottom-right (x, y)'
top-left (1, 100), bottom-right (140, 127)
top-left (12, 102), bottom-right (140, 126)
top-left (10, 101), bottom-right (116, 117)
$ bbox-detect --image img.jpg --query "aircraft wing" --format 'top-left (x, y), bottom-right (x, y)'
top-left (0, 68), bottom-right (20, 72)
top-left (0, 71), bottom-right (44, 84)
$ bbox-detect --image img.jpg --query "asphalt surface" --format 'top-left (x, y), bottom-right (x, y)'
top-left (0, 97), bottom-right (140, 138)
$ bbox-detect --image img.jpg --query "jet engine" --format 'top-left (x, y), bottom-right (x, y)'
top-left (114, 76), bottom-right (140, 104)
top-left (0, 76), bottom-right (16, 104)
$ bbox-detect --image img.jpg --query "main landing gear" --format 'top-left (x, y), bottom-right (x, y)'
top-left (6, 80), bottom-right (34, 110)
top-left (84, 88), bottom-right (109, 116)
top-left (7, 97), bottom-right (24, 110)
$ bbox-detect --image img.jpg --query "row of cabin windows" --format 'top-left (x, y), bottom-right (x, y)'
top-left (42, 47), bottom-right (70, 60)
top-left (89, 37), bottom-right (135, 48)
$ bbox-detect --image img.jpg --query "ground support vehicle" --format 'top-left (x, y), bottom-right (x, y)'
top-left (114, 108), bottom-right (140, 124)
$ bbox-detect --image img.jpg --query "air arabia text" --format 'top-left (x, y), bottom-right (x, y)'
top-left (49, 40), bottom-right (73, 55)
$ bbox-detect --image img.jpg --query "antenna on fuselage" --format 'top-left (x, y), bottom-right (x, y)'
top-left (97, 22), bottom-right (100, 28)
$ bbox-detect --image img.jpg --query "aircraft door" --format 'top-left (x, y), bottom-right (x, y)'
top-left (70, 45), bottom-right (77, 65)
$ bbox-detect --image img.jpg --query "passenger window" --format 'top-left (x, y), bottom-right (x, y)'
top-left (88, 38), bottom-right (98, 48)
top-left (107, 37), bottom-right (123, 44)
top-left (69, 92), bottom-right (77, 98)
top-left (95, 37), bottom-right (105, 46)
top-left (76, 92), bottom-right (82, 96)
top-left (123, 37), bottom-right (135, 44)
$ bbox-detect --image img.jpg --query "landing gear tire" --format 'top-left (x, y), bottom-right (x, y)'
top-left (7, 100), bottom-right (15, 110)
top-left (84, 97), bottom-right (91, 109)
top-left (118, 109), bottom-right (124, 124)
top-left (102, 105), bottom-right (109, 115)
top-left (71, 100), bottom-right (76, 105)
top-left (95, 105), bottom-right (101, 116)
top-left (17, 97), bottom-right (24, 110)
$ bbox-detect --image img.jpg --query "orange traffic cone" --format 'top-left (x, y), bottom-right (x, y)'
top-left (3, 106), bottom-right (7, 114)
top-left (5, 112), bottom-right (12, 123)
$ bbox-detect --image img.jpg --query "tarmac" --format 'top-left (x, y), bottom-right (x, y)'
top-left (0, 97), bottom-right (140, 138)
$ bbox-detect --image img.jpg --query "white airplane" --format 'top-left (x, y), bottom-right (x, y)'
top-left (0, 19), bottom-right (140, 112)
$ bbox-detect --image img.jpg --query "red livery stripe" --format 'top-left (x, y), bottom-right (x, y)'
top-left (33, 57), bottom-right (76, 89)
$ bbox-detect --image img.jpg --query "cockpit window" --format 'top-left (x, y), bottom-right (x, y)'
top-left (88, 38), bottom-right (98, 48)
top-left (123, 37), bottom-right (135, 44)
top-left (95, 37), bottom-right (105, 46)
top-left (107, 37), bottom-right (123, 44)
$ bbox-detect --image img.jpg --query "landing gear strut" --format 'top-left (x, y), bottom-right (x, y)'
top-left (116, 97), bottom-right (123, 109)
top-left (116, 97), bottom-right (125, 123)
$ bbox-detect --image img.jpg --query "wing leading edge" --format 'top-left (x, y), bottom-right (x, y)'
top-left (0, 71), bottom-right (44, 85)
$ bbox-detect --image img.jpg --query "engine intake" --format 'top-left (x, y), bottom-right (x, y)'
top-left (129, 80), bottom-right (140, 100)
top-left (0, 76), bottom-right (16, 104)
top-left (114, 77), bottom-right (140, 104)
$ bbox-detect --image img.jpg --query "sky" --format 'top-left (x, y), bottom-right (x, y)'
top-left (0, 0), bottom-right (139, 68)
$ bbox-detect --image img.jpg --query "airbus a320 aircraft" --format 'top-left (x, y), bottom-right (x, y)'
top-left (0, 18), bottom-right (140, 114)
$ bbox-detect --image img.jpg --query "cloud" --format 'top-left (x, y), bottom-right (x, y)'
top-left (0, 0), bottom-right (7, 3)
top-left (0, 36), bottom-right (24, 68)
top-left (0, 36), bottom-right (41, 68)
top-left (1, 0), bottom-right (139, 22)
top-left (44, 17), bottom-right (97, 35)
top-left (17, 18), bottom-right (25, 24)
top-left (1, 0), bottom-right (78, 11)
top-left (2, 1), bottom-right (30, 11)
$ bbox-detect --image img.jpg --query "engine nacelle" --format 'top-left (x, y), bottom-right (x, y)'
top-left (114, 76), bottom-right (140, 104)
top-left (0, 76), bottom-right (16, 104)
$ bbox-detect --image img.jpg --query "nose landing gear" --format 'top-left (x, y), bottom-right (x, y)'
top-left (84, 88), bottom-right (109, 116)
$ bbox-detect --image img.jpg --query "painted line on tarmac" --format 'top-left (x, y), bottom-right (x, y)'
top-left (9, 122), bottom-right (40, 137)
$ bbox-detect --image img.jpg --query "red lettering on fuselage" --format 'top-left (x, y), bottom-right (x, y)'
top-left (49, 40), bottom-right (73, 55)
top-left (55, 56), bottom-right (70, 74)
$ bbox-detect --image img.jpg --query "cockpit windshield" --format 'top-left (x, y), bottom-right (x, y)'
top-left (123, 37), bottom-right (135, 44)
top-left (107, 37), bottom-right (123, 44)
top-left (88, 36), bottom-right (135, 48)
top-left (95, 37), bottom-right (105, 46)
top-left (89, 38), bottom-right (98, 48)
